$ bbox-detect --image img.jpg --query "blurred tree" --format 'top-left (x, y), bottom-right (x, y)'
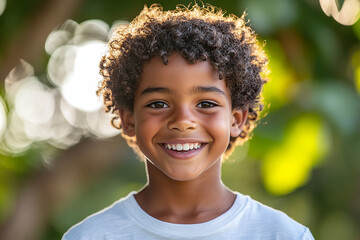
top-left (0, 0), bottom-right (359, 240)
top-left (0, 0), bottom-right (85, 83)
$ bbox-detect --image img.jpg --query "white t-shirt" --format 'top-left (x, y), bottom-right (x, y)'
top-left (62, 191), bottom-right (314, 240)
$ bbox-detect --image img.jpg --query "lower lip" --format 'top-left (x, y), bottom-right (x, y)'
top-left (159, 144), bottom-right (206, 159)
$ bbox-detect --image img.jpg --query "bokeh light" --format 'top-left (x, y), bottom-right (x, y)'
top-left (352, 48), bottom-right (360, 94)
top-left (46, 19), bottom-right (109, 113)
top-left (263, 39), bottom-right (297, 109)
top-left (239, 0), bottom-right (298, 34)
top-left (45, 30), bottom-right (72, 55)
top-left (60, 41), bottom-right (105, 112)
top-left (311, 81), bottom-right (360, 136)
top-left (262, 114), bottom-right (329, 195)
top-left (0, 0), bottom-right (6, 16)
top-left (320, 0), bottom-right (360, 25)
top-left (14, 77), bottom-right (55, 125)
top-left (47, 45), bottom-right (77, 87)
top-left (1, 110), bottom-right (32, 154)
top-left (86, 110), bottom-right (120, 139)
top-left (356, 64), bottom-right (360, 94)
top-left (0, 96), bottom-right (7, 138)
top-left (1, 18), bottom-right (120, 156)
top-left (1, 1), bottom-right (360, 240)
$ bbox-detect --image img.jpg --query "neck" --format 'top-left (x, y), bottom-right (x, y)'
top-left (134, 160), bottom-right (236, 224)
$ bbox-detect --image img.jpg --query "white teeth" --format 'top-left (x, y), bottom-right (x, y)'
top-left (164, 143), bottom-right (202, 151)
top-left (176, 144), bottom-right (183, 151)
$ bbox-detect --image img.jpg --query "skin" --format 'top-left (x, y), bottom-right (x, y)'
top-left (120, 53), bottom-right (248, 224)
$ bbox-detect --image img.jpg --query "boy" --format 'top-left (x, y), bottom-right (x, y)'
top-left (63, 4), bottom-right (314, 240)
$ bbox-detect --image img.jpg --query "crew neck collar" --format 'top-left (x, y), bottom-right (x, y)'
top-left (122, 191), bottom-right (248, 238)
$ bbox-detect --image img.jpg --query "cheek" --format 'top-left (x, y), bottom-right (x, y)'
top-left (134, 113), bottom-right (162, 149)
top-left (203, 112), bottom-right (231, 143)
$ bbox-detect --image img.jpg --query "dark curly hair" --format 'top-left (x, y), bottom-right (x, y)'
top-left (98, 3), bottom-right (268, 159)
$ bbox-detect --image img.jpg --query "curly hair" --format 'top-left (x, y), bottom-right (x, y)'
top-left (97, 3), bottom-right (268, 159)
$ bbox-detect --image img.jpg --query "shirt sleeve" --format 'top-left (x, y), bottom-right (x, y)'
top-left (300, 228), bottom-right (315, 240)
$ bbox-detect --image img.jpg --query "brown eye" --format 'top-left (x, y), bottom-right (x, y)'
top-left (147, 101), bottom-right (169, 108)
top-left (197, 101), bottom-right (218, 108)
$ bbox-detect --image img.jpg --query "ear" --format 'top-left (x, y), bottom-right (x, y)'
top-left (119, 108), bottom-right (135, 137)
top-left (230, 107), bottom-right (248, 137)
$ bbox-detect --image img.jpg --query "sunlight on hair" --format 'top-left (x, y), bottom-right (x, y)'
top-left (0, 96), bottom-right (7, 138)
top-left (0, 0), bottom-right (6, 16)
top-left (320, 0), bottom-right (360, 25)
top-left (262, 115), bottom-right (329, 195)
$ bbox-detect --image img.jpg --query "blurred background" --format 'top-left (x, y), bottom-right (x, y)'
top-left (0, 0), bottom-right (359, 239)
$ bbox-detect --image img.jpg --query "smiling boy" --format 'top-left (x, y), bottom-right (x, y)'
top-left (62, 4), bottom-right (315, 240)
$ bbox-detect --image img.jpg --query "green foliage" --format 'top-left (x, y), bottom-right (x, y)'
top-left (0, 0), bottom-right (359, 239)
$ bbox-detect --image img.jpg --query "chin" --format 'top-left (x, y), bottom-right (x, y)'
top-left (162, 169), bottom-right (203, 182)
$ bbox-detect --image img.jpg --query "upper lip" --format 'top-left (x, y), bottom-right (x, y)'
top-left (158, 139), bottom-right (208, 144)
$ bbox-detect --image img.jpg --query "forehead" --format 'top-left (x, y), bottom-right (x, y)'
top-left (138, 53), bottom-right (227, 93)
top-left (142, 54), bottom-right (218, 78)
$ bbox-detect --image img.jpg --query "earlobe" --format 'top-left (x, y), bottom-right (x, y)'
top-left (230, 107), bottom-right (248, 137)
top-left (120, 108), bottom-right (136, 137)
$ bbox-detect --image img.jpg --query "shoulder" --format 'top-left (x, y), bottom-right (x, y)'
top-left (235, 193), bottom-right (315, 240)
top-left (62, 192), bottom-right (136, 240)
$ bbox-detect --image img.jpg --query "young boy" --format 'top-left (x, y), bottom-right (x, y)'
top-left (62, 4), bottom-right (314, 240)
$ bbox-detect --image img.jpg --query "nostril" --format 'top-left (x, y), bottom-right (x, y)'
top-left (167, 108), bottom-right (197, 131)
top-left (168, 120), bottom-right (197, 131)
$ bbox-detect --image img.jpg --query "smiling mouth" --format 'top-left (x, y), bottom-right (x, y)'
top-left (161, 143), bottom-right (203, 152)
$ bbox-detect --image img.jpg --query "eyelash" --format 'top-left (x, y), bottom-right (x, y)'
top-left (146, 100), bottom-right (219, 109)
top-left (196, 100), bottom-right (219, 108)
top-left (146, 101), bottom-right (169, 109)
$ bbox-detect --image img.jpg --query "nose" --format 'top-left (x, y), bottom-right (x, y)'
top-left (167, 106), bottom-right (197, 132)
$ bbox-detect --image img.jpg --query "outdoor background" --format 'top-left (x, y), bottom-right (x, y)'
top-left (0, 0), bottom-right (359, 239)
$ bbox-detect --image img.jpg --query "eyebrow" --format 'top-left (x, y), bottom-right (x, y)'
top-left (192, 86), bottom-right (226, 96)
top-left (140, 87), bottom-right (172, 96)
top-left (139, 86), bottom-right (226, 96)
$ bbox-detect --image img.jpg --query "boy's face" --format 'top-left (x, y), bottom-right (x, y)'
top-left (120, 54), bottom-right (247, 181)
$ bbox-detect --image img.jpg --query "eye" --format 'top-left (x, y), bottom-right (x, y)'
top-left (147, 101), bottom-right (169, 109)
top-left (196, 100), bottom-right (218, 108)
